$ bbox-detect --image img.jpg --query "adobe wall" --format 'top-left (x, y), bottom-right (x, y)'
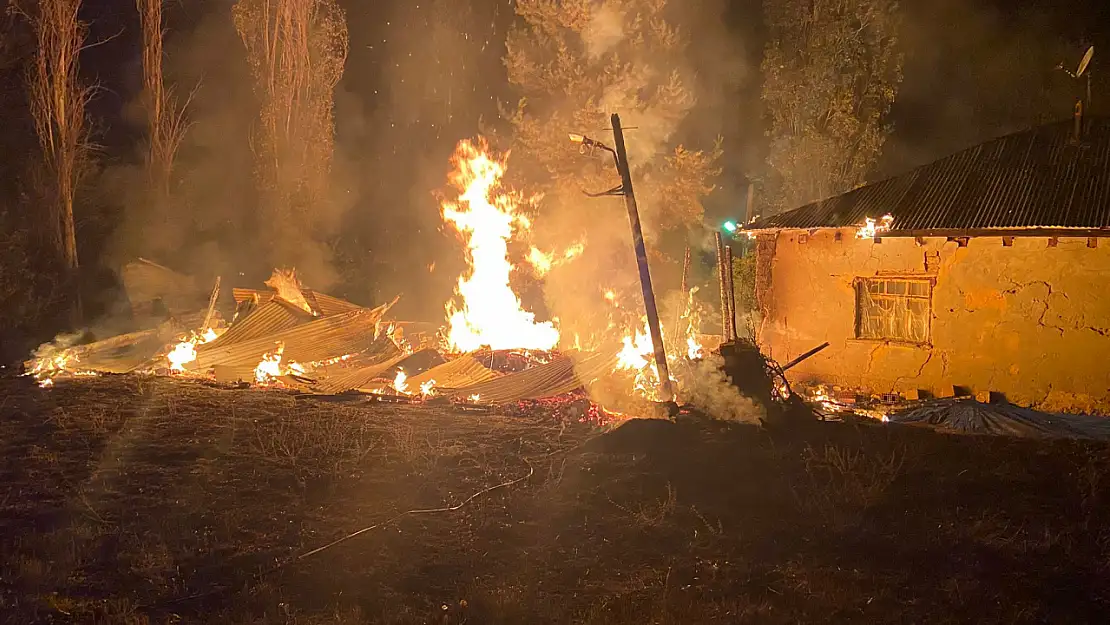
top-left (757, 230), bottom-right (1110, 414)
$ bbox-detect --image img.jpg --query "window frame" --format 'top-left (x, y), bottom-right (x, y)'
top-left (853, 276), bottom-right (935, 346)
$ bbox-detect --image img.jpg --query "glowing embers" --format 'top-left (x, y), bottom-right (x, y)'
top-left (440, 138), bottom-right (559, 352)
top-left (856, 214), bottom-right (894, 239)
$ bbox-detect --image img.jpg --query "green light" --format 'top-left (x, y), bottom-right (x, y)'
top-left (723, 220), bottom-right (737, 233)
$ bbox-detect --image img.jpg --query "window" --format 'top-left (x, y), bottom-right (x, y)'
top-left (855, 278), bottom-right (932, 344)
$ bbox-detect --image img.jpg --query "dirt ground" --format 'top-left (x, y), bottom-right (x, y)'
top-left (1, 374), bottom-right (1109, 624)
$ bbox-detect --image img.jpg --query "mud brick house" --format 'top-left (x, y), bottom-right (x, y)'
top-left (742, 118), bottom-right (1110, 414)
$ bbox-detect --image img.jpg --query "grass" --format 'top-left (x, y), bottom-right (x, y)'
top-left (0, 373), bottom-right (1108, 623)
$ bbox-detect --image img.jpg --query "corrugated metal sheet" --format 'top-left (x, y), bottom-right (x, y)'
top-left (122, 259), bottom-right (205, 314)
top-left (212, 300), bottom-right (314, 346)
top-left (750, 119), bottom-right (1110, 232)
top-left (314, 351), bottom-right (410, 393)
top-left (194, 305), bottom-right (388, 369)
top-left (407, 355), bottom-right (498, 390)
top-left (311, 292), bottom-right (363, 316)
top-left (446, 353), bottom-right (618, 403)
top-left (232, 287), bottom-right (364, 317)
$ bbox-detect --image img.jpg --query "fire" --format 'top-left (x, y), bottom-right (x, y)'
top-left (526, 240), bottom-right (585, 278)
top-left (393, 369), bottom-right (409, 394)
top-left (30, 349), bottom-right (77, 387)
top-left (563, 241), bottom-right (585, 260)
top-left (265, 268), bottom-right (316, 315)
top-left (686, 336), bottom-right (703, 360)
top-left (856, 214), bottom-right (894, 239)
top-left (167, 327), bottom-right (223, 372)
top-left (526, 247), bottom-right (554, 276)
top-left (468, 394), bottom-right (481, 402)
top-left (167, 340), bottom-right (198, 373)
top-left (616, 324), bottom-right (653, 371)
top-left (419, 379), bottom-right (436, 397)
top-left (614, 319), bottom-right (670, 399)
top-left (254, 342), bottom-right (286, 384)
top-left (440, 138), bottom-right (559, 352)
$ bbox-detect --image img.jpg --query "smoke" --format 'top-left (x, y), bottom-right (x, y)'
top-left (498, 0), bottom-right (749, 363)
top-left (681, 353), bottom-right (764, 423)
top-left (584, 3), bottom-right (626, 59)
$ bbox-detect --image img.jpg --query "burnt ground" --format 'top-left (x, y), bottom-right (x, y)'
top-left (0, 375), bottom-right (1109, 624)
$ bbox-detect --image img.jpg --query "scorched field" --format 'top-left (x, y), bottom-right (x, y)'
top-left (1, 373), bottom-right (1109, 624)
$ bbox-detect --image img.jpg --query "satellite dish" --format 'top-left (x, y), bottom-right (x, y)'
top-left (1077, 46), bottom-right (1094, 77)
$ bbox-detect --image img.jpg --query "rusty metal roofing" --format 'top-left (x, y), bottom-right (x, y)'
top-left (194, 305), bottom-right (388, 369)
top-left (446, 352), bottom-right (618, 403)
top-left (212, 300), bottom-right (314, 346)
top-left (749, 119), bottom-right (1110, 232)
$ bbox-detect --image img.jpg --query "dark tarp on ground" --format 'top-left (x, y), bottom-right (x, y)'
top-left (888, 398), bottom-right (1110, 441)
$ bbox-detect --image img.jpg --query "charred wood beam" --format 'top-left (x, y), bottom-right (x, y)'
top-left (781, 341), bottom-right (831, 372)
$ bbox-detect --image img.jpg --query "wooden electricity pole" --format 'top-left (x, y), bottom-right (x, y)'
top-left (611, 113), bottom-right (674, 403)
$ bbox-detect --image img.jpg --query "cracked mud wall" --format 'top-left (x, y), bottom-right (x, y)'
top-left (757, 230), bottom-right (1110, 414)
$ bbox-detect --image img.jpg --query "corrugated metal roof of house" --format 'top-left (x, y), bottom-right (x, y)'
top-left (748, 118), bottom-right (1110, 232)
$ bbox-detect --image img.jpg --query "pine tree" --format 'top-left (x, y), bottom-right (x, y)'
top-left (760, 0), bottom-right (903, 213)
top-left (502, 0), bottom-right (721, 238)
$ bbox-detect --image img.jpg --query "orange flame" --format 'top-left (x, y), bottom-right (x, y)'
top-left (254, 342), bottom-right (286, 384)
top-left (856, 214), bottom-right (894, 239)
top-left (167, 328), bottom-right (222, 373)
top-left (440, 139), bottom-right (559, 352)
top-left (265, 268), bottom-right (315, 315)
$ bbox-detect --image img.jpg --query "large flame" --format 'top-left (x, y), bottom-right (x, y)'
top-left (440, 139), bottom-right (559, 353)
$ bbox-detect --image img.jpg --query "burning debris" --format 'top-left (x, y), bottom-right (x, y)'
top-left (265, 268), bottom-right (317, 316)
top-left (24, 138), bottom-right (787, 424)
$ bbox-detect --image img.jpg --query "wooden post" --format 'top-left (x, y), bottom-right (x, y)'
top-left (725, 245), bottom-right (737, 340)
top-left (715, 231), bottom-right (731, 342)
top-left (674, 245), bottom-right (691, 341)
top-left (201, 276), bottom-right (222, 331)
top-left (611, 113), bottom-right (673, 402)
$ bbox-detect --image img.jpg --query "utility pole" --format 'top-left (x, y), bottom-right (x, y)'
top-left (569, 115), bottom-right (675, 403)
top-left (610, 114), bottom-right (673, 402)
